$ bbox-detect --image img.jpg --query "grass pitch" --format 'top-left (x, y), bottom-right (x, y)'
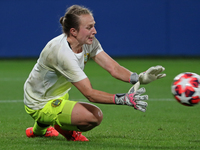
top-left (0, 58), bottom-right (200, 150)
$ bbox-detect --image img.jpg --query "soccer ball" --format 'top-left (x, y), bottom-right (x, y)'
top-left (171, 72), bottom-right (200, 106)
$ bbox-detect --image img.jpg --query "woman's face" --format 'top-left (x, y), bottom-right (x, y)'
top-left (76, 14), bottom-right (97, 45)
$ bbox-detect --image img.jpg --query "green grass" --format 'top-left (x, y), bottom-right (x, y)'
top-left (0, 58), bottom-right (200, 150)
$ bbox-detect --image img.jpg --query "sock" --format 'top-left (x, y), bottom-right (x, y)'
top-left (33, 122), bottom-right (50, 136)
top-left (54, 125), bottom-right (73, 140)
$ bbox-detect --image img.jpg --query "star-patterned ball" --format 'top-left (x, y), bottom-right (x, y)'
top-left (171, 72), bottom-right (200, 106)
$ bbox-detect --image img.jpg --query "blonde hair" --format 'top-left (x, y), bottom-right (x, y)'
top-left (60, 5), bottom-right (93, 36)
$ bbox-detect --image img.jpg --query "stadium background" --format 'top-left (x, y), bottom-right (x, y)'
top-left (0, 0), bottom-right (200, 58)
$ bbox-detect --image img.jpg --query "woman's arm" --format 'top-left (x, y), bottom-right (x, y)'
top-left (72, 77), bottom-right (114, 104)
top-left (92, 51), bottom-right (133, 83)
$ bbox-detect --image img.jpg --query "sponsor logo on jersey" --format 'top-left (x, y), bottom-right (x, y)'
top-left (84, 53), bottom-right (90, 64)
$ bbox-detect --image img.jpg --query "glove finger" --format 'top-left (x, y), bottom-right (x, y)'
top-left (154, 68), bottom-right (162, 75)
top-left (146, 66), bottom-right (165, 74)
top-left (145, 66), bottom-right (155, 74)
top-left (147, 66), bottom-right (165, 75)
top-left (136, 101), bottom-right (148, 107)
top-left (150, 67), bottom-right (161, 75)
top-left (135, 95), bottom-right (148, 101)
top-left (156, 65), bottom-right (165, 71)
top-left (135, 105), bottom-right (146, 112)
top-left (157, 73), bottom-right (166, 79)
top-left (135, 87), bottom-right (146, 95)
top-left (128, 81), bottom-right (140, 93)
top-left (154, 66), bottom-right (165, 75)
top-left (151, 68), bottom-right (159, 74)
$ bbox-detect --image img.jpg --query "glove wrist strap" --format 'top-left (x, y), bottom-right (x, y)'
top-left (114, 93), bottom-right (125, 105)
top-left (129, 73), bottom-right (139, 84)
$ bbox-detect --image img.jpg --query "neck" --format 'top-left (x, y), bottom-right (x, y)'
top-left (67, 37), bottom-right (83, 54)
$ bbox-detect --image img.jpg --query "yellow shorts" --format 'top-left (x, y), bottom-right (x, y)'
top-left (25, 93), bottom-right (77, 127)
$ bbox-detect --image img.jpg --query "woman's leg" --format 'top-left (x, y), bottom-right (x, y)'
top-left (71, 102), bottom-right (103, 131)
top-left (57, 101), bottom-right (103, 132)
top-left (54, 101), bottom-right (103, 141)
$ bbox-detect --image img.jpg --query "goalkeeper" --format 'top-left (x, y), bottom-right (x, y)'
top-left (24, 5), bottom-right (166, 141)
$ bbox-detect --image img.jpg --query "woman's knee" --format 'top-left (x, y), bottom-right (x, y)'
top-left (78, 102), bottom-right (103, 125)
top-left (71, 102), bottom-right (103, 127)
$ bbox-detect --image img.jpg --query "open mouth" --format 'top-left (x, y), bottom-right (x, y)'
top-left (88, 37), bottom-right (94, 41)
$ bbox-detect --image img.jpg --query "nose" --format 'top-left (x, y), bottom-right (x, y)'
top-left (92, 27), bottom-right (97, 35)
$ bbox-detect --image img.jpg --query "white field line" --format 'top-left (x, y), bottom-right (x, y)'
top-left (0, 98), bottom-right (174, 103)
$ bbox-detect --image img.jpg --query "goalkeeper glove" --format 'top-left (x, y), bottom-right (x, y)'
top-left (113, 82), bottom-right (148, 112)
top-left (139, 65), bottom-right (166, 84)
top-left (129, 72), bottom-right (139, 84)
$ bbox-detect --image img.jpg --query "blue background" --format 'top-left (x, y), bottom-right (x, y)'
top-left (0, 0), bottom-right (200, 58)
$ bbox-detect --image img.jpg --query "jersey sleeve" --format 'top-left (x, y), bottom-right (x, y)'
top-left (89, 37), bottom-right (104, 57)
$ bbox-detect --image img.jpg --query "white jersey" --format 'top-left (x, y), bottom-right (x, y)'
top-left (24, 34), bottom-right (103, 110)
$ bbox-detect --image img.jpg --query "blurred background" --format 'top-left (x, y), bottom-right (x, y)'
top-left (0, 2), bottom-right (200, 148)
top-left (0, 0), bottom-right (200, 58)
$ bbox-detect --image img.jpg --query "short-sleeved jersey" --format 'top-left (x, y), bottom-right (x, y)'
top-left (24, 34), bottom-right (103, 110)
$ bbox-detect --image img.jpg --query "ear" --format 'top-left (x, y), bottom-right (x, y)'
top-left (70, 28), bottom-right (78, 37)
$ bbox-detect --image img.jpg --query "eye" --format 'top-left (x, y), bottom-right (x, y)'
top-left (86, 24), bottom-right (95, 30)
top-left (86, 26), bottom-right (93, 30)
